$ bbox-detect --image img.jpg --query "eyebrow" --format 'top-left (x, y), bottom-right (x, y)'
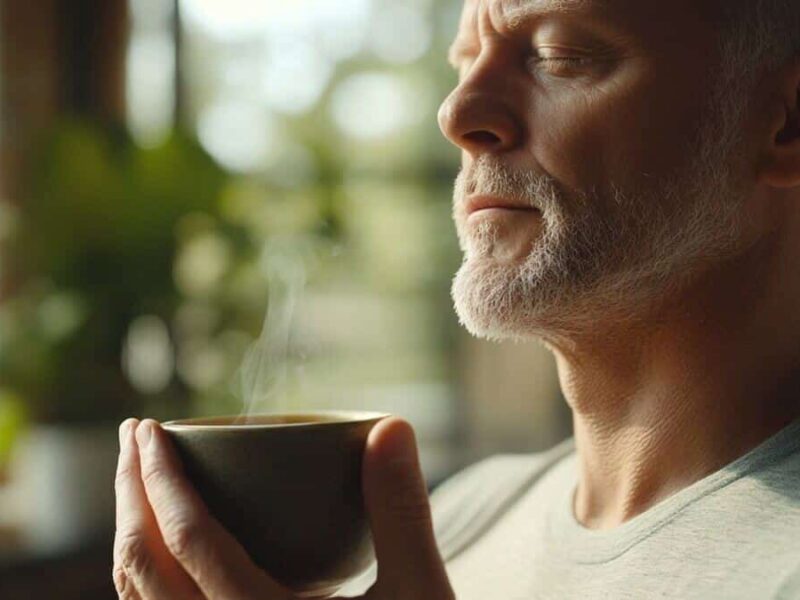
top-left (446, 0), bottom-right (598, 67)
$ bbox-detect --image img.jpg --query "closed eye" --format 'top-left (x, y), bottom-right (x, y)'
top-left (534, 56), bottom-right (594, 67)
top-left (527, 52), bottom-right (605, 77)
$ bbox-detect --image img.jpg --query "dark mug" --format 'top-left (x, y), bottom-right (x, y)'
top-left (162, 411), bottom-right (388, 598)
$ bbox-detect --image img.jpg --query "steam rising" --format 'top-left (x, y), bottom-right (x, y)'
top-left (236, 244), bottom-right (306, 420)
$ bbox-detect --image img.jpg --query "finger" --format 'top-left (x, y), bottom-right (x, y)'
top-left (362, 418), bottom-right (453, 597)
top-left (136, 419), bottom-right (293, 600)
top-left (114, 420), bottom-right (144, 600)
top-left (112, 566), bottom-right (143, 600)
top-left (112, 556), bottom-right (144, 600)
top-left (114, 419), bottom-right (202, 600)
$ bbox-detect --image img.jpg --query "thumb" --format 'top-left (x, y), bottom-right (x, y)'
top-left (363, 417), bottom-right (453, 597)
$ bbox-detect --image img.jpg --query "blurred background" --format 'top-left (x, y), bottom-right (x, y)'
top-left (0, 0), bottom-right (570, 597)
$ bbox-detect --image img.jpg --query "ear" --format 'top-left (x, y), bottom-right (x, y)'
top-left (759, 60), bottom-right (800, 189)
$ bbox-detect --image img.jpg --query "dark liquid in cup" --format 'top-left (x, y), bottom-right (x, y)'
top-left (169, 414), bottom-right (352, 427)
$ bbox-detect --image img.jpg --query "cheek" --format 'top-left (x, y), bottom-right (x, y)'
top-left (525, 63), bottom-right (711, 201)
top-left (527, 92), bottom-right (609, 196)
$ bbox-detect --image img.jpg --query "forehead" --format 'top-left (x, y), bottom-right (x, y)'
top-left (456, 0), bottom-right (612, 29)
top-left (462, 0), bottom-right (609, 17)
top-left (453, 0), bottom-right (714, 37)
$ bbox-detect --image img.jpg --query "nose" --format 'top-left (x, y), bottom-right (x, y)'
top-left (437, 84), bottom-right (523, 157)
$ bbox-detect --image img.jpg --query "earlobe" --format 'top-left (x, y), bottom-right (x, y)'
top-left (761, 133), bottom-right (800, 189)
top-left (774, 97), bottom-right (800, 145)
top-left (759, 65), bottom-right (800, 189)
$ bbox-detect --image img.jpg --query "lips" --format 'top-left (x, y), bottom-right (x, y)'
top-left (465, 195), bottom-right (538, 217)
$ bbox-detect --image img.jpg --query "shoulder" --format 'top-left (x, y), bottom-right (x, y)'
top-left (430, 444), bottom-right (565, 514)
top-left (431, 437), bottom-right (575, 508)
top-left (430, 438), bottom-right (575, 561)
top-left (773, 559), bottom-right (800, 599)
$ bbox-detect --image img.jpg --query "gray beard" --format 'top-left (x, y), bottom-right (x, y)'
top-left (450, 105), bottom-right (749, 343)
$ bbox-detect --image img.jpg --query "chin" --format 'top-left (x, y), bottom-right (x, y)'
top-left (450, 253), bottom-right (633, 343)
top-left (451, 257), bottom-right (546, 342)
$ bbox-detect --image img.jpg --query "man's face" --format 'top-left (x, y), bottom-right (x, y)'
top-left (439, 0), bottom-right (755, 340)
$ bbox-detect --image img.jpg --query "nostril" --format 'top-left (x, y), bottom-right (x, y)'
top-left (463, 130), bottom-right (501, 146)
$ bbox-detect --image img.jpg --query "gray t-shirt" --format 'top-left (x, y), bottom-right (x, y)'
top-left (341, 419), bottom-right (800, 598)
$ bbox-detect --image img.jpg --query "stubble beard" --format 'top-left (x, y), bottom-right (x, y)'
top-left (450, 96), bottom-right (749, 343)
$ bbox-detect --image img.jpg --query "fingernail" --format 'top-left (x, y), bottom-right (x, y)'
top-left (118, 420), bottom-right (134, 450)
top-left (136, 420), bottom-right (153, 450)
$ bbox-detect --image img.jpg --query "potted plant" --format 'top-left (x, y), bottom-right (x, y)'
top-left (0, 119), bottom-right (229, 550)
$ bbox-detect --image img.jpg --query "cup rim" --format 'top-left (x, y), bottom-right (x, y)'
top-left (161, 410), bottom-right (390, 431)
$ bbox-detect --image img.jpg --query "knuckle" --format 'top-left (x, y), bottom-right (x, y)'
top-left (112, 563), bottom-right (137, 599)
top-left (117, 532), bottom-right (151, 583)
top-left (140, 460), bottom-right (170, 490)
top-left (163, 516), bottom-right (201, 561)
top-left (114, 464), bottom-right (139, 493)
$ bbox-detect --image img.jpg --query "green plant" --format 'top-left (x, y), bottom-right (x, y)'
top-left (1, 119), bottom-right (229, 423)
top-left (0, 389), bottom-right (27, 475)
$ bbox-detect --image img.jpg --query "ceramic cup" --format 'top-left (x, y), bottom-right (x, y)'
top-left (162, 411), bottom-right (388, 598)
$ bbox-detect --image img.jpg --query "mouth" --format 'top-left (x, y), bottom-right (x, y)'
top-left (465, 195), bottom-right (540, 218)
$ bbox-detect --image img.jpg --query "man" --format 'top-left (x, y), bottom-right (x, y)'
top-left (113, 0), bottom-right (800, 598)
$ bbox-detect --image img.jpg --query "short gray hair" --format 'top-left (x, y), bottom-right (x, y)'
top-left (720, 1), bottom-right (800, 82)
top-left (702, 1), bottom-right (800, 157)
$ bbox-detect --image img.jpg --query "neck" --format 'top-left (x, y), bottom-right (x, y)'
top-left (549, 210), bottom-right (800, 530)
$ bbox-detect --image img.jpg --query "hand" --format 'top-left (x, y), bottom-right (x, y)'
top-left (113, 416), bottom-right (456, 600)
